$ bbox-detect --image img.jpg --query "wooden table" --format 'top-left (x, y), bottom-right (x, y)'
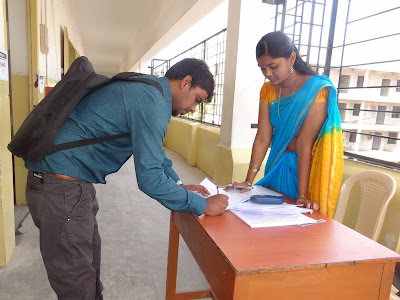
top-left (165, 199), bottom-right (400, 300)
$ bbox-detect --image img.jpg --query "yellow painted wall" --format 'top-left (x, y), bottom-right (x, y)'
top-left (164, 117), bottom-right (400, 252)
top-left (164, 117), bottom-right (192, 159)
top-left (0, 0), bottom-right (14, 268)
top-left (196, 125), bottom-right (220, 178)
top-left (11, 75), bottom-right (29, 205)
top-left (0, 81), bottom-right (14, 267)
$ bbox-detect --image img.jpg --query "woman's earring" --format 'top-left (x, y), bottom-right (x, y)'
top-left (289, 66), bottom-right (294, 74)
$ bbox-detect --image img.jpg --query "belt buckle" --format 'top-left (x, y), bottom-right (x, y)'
top-left (33, 172), bottom-right (43, 179)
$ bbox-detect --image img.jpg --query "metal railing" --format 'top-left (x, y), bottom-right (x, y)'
top-left (271, 0), bottom-right (400, 166)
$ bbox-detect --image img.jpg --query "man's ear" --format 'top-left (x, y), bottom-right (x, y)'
top-left (180, 75), bottom-right (192, 89)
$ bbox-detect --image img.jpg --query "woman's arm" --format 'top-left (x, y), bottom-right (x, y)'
top-left (245, 102), bottom-right (273, 185)
top-left (295, 101), bottom-right (327, 209)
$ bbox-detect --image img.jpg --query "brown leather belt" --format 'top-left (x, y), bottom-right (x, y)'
top-left (43, 173), bottom-right (82, 181)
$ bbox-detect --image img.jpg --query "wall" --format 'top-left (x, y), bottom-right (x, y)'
top-left (0, 0), bottom-right (14, 267)
top-left (8, 0), bottom-right (30, 205)
top-left (164, 117), bottom-right (268, 184)
top-left (164, 117), bottom-right (400, 251)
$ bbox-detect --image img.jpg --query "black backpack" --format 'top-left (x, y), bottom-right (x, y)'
top-left (7, 56), bottom-right (163, 162)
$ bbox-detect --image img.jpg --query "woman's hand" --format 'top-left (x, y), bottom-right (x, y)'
top-left (180, 185), bottom-right (210, 197)
top-left (223, 181), bottom-right (252, 193)
top-left (296, 195), bottom-right (320, 213)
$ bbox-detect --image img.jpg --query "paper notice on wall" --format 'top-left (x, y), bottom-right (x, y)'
top-left (39, 74), bottom-right (45, 94)
top-left (0, 49), bottom-right (8, 81)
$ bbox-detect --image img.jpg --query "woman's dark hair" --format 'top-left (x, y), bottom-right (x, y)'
top-left (165, 58), bottom-right (215, 102)
top-left (256, 31), bottom-right (316, 75)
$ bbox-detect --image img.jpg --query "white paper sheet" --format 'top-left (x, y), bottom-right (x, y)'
top-left (197, 178), bottom-right (317, 228)
top-left (230, 209), bottom-right (317, 228)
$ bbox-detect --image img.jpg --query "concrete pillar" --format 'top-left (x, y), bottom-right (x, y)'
top-left (214, 0), bottom-right (275, 184)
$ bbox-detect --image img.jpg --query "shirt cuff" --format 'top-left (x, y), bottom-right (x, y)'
top-left (189, 193), bottom-right (207, 216)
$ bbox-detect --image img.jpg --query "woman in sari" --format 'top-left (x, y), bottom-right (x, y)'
top-left (231, 31), bottom-right (343, 217)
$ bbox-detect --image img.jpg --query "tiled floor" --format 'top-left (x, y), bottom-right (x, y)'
top-left (0, 148), bottom-right (212, 300)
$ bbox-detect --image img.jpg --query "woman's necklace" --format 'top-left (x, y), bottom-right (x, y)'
top-left (277, 75), bottom-right (300, 117)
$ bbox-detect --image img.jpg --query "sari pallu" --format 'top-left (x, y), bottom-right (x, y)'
top-left (256, 75), bottom-right (343, 218)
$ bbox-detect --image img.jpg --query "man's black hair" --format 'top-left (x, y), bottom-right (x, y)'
top-left (165, 58), bottom-right (215, 102)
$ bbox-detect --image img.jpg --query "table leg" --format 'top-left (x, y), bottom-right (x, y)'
top-left (166, 211), bottom-right (180, 300)
top-left (165, 212), bottom-right (216, 300)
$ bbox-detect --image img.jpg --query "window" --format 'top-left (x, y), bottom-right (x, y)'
top-left (349, 131), bottom-right (357, 143)
top-left (372, 132), bottom-right (382, 150)
top-left (396, 80), bottom-right (400, 92)
top-left (339, 75), bottom-right (350, 94)
top-left (376, 106), bottom-right (386, 125)
top-left (357, 76), bottom-right (364, 87)
top-left (338, 103), bottom-right (346, 122)
top-left (393, 106), bottom-right (400, 118)
top-left (353, 103), bottom-right (361, 116)
top-left (380, 79), bottom-right (391, 96)
top-left (388, 132), bottom-right (398, 145)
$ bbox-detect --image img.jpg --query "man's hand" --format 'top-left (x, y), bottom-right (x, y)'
top-left (181, 184), bottom-right (210, 197)
top-left (223, 181), bottom-right (252, 193)
top-left (203, 194), bottom-right (228, 216)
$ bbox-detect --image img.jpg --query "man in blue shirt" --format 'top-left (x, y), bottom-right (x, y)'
top-left (25, 58), bottom-right (228, 299)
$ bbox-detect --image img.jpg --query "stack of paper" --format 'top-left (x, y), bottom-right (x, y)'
top-left (198, 178), bottom-right (318, 228)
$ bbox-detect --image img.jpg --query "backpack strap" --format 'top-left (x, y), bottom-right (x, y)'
top-left (48, 73), bottom-right (164, 154)
top-left (110, 72), bottom-right (164, 96)
top-left (50, 133), bottom-right (130, 154)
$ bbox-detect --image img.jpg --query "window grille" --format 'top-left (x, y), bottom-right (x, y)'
top-left (349, 131), bottom-right (357, 143)
top-left (380, 79), bottom-right (391, 96)
top-left (376, 106), bottom-right (387, 125)
top-left (150, 29), bottom-right (226, 126)
top-left (393, 106), bottom-right (400, 118)
top-left (270, 0), bottom-right (400, 167)
top-left (339, 75), bottom-right (350, 93)
top-left (357, 76), bottom-right (364, 87)
top-left (388, 132), bottom-right (398, 145)
top-left (352, 103), bottom-right (360, 116)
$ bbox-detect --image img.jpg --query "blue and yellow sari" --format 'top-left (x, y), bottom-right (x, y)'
top-left (256, 75), bottom-right (343, 217)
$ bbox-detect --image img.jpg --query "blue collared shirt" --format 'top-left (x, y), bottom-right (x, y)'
top-left (25, 75), bottom-right (207, 216)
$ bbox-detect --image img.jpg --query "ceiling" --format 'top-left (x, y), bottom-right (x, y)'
top-left (63, 0), bottom-right (223, 76)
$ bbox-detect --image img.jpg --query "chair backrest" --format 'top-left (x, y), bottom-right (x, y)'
top-left (334, 170), bottom-right (397, 241)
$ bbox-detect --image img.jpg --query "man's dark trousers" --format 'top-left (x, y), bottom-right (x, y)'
top-left (26, 171), bottom-right (103, 300)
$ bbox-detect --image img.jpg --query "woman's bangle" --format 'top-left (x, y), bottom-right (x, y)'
top-left (248, 168), bottom-right (259, 173)
top-left (298, 194), bottom-right (308, 199)
top-left (244, 180), bottom-right (252, 186)
top-left (249, 162), bottom-right (259, 168)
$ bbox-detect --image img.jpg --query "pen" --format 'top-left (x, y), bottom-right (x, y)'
top-left (298, 219), bottom-right (326, 227)
top-left (227, 184), bottom-right (254, 189)
top-left (217, 186), bottom-right (219, 194)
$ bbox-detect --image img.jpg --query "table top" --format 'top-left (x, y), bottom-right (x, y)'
top-left (192, 196), bottom-right (400, 275)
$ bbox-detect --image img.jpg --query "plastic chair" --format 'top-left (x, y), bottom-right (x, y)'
top-left (334, 170), bottom-right (397, 242)
top-left (391, 284), bottom-right (399, 300)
